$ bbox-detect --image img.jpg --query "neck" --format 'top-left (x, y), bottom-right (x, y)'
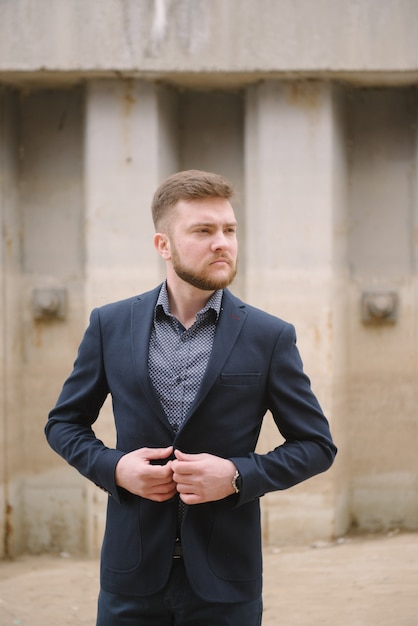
top-left (165, 277), bottom-right (215, 329)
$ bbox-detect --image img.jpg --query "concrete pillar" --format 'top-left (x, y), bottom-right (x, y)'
top-left (83, 79), bottom-right (180, 553)
top-left (0, 89), bottom-right (22, 557)
top-left (245, 80), bottom-right (348, 543)
top-left (17, 88), bottom-right (86, 556)
top-left (84, 79), bottom-right (179, 309)
top-left (346, 88), bottom-right (418, 531)
top-left (178, 89), bottom-right (245, 296)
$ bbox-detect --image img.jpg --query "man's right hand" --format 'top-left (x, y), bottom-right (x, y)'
top-left (115, 446), bottom-right (177, 502)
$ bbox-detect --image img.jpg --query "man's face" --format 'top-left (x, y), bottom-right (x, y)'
top-left (163, 197), bottom-right (238, 291)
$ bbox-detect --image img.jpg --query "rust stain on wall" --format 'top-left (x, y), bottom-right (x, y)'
top-left (122, 81), bottom-right (136, 164)
top-left (123, 80), bottom-right (136, 116)
top-left (287, 82), bottom-right (322, 112)
top-left (4, 503), bottom-right (13, 557)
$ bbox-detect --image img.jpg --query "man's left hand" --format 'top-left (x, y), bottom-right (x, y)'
top-left (172, 450), bottom-right (237, 504)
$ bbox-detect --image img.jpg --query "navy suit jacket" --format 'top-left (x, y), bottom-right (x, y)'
top-left (45, 286), bottom-right (336, 602)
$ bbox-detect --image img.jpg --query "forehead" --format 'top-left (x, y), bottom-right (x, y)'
top-left (173, 197), bottom-right (236, 224)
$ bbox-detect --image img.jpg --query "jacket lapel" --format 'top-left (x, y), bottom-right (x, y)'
top-left (185, 290), bottom-right (247, 420)
top-left (131, 285), bottom-right (173, 430)
top-left (130, 286), bottom-right (247, 431)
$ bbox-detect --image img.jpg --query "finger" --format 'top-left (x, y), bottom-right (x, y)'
top-left (153, 480), bottom-right (177, 494)
top-left (172, 463), bottom-right (195, 480)
top-left (144, 478), bottom-right (177, 495)
top-left (147, 466), bottom-right (175, 483)
top-left (174, 449), bottom-right (200, 462)
top-left (175, 479), bottom-right (195, 491)
top-left (142, 446), bottom-right (173, 461)
top-left (148, 489), bottom-right (178, 503)
top-left (179, 492), bottom-right (201, 505)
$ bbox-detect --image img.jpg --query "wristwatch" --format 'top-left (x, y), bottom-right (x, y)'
top-left (232, 469), bottom-right (242, 494)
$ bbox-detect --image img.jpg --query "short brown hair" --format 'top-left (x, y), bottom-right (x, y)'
top-left (151, 169), bottom-right (234, 230)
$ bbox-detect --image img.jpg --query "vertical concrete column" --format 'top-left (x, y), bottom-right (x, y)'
top-left (346, 90), bottom-right (418, 532)
top-left (245, 80), bottom-right (348, 543)
top-left (0, 89), bottom-right (22, 557)
top-left (84, 79), bottom-right (179, 309)
top-left (83, 79), bottom-right (179, 553)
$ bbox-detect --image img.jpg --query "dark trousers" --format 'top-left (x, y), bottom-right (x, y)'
top-left (96, 559), bottom-right (263, 626)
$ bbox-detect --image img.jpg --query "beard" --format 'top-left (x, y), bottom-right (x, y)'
top-left (171, 248), bottom-right (237, 291)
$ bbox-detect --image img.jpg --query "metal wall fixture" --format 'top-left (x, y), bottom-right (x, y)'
top-left (361, 290), bottom-right (398, 325)
top-left (32, 287), bottom-right (67, 320)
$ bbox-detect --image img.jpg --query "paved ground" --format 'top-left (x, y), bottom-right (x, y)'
top-left (0, 530), bottom-right (416, 625)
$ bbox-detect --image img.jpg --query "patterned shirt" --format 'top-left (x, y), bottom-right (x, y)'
top-left (148, 282), bottom-right (223, 432)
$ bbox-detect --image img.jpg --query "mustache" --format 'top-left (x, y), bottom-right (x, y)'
top-left (210, 254), bottom-right (234, 263)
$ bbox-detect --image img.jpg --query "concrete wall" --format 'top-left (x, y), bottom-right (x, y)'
top-left (0, 89), bottom-right (21, 559)
top-left (346, 88), bottom-right (418, 530)
top-left (246, 81), bottom-right (350, 542)
top-left (0, 0), bottom-right (417, 556)
top-left (1, 0), bottom-right (418, 81)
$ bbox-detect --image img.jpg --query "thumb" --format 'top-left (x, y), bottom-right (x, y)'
top-left (174, 449), bottom-right (198, 462)
top-left (142, 446), bottom-right (173, 461)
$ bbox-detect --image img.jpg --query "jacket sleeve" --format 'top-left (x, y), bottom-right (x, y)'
top-left (230, 322), bottom-right (337, 505)
top-left (45, 308), bottom-right (125, 500)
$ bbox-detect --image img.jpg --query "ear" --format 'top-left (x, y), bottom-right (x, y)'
top-left (154, 232), bottom-right (171, 260)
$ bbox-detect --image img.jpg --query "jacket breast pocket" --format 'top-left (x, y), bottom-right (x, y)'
top-left (219, 373), bottom-right (261, 386)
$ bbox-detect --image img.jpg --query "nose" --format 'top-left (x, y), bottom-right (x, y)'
top-left (211, 230), bottom-right (229, 251)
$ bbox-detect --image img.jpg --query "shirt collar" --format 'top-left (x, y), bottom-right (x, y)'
top-left (155, 281), bottom-right (223, 321)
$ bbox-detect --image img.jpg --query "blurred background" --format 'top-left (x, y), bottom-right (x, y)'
top-left (0, 0), bottom-right (417, 558)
